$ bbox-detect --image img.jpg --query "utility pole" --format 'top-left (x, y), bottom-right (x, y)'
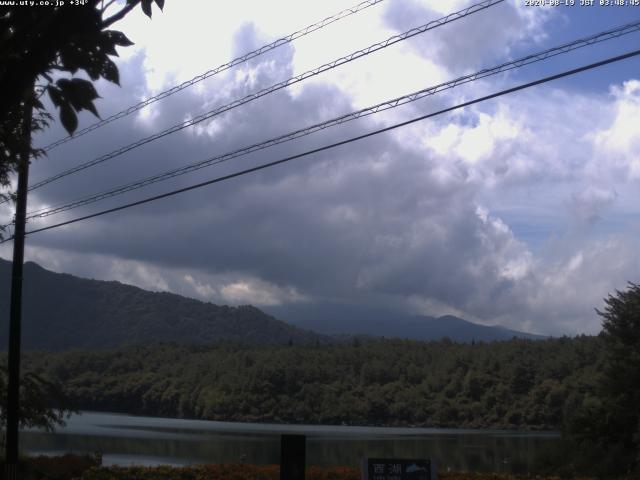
top-left (5, 94), bottom-right (33, 480)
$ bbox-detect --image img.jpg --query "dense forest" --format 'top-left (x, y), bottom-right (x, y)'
top-left (23, 336), bottom-right (603, 430)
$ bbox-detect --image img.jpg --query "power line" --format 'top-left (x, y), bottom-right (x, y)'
top-left (3, 48), bottom-right (636, 244)
top-left (24, 0), bottom-right (504, 194)
top-left (29, 0), bottom-right (503, 191)
top-left (40, 0), bottom-right (387, 152)
top-left (21, 19), bottom-right (640, 221)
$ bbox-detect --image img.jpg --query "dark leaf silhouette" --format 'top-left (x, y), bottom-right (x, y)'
top-left (105, 30), bottom-right (134, 47)
top-left (59, 103), bottom-right (78, 135)
top-left (56, 78), bottom-right (101, 118)
top-left (141, 0), bottom-right (153, 18)
top-left (0, 0), bottom-right (164, 179)
top-left (47, 86), bottom-right (63, 108)
top-left (101, 57), bottom-right (120, 85)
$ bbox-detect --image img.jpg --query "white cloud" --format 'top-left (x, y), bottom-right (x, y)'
top-left (16, 246), bottom-right (171, 293)
top-left (183, 274), bottom-right (217, 299)
top-left (521, 236), bottom-right (639, 334)
top-left (591, 80), bottom-right (640, 180)
top-left (383, 0), bottom-right (551, 73)
top-left (219, 279), bottom-right (308, 306)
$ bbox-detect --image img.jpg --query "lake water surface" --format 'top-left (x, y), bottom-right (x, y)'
top-left (22, 411), bottom-right (560, 473)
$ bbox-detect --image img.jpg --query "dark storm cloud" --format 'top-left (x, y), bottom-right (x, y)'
top-left (6, 10), bottom-right (638, 337)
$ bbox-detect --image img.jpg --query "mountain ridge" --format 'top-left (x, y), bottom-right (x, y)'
top-left (0, 258), bottom-right (544, 349)
top-left (0, 258), bottom-right (325, 350)
top-left (264, 303), bottom-right (545, 342)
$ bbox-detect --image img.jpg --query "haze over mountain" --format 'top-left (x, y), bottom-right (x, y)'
top-left (0, 258), bottom-right (544, 350)
top-left (265, 302), bottom-right (546, 342)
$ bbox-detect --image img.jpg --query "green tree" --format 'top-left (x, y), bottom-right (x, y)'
top-left (597, 282), bottom-right (640, 471)
top-left (0, 364), bottom-right (75, 450)
top-left (0, 0), bottom-right (165, 201)
top-left (562, 283), bottom-right (640, 475)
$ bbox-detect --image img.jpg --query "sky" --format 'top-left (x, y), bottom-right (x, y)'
top-left (2, 0), bottom-right (640, 336)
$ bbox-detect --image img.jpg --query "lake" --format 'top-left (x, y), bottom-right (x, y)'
top-left (22, 411), bottom-right (560, 473)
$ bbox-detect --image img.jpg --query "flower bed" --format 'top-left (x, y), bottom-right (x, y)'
top-left (3, 457), bottom-right (639, 480)
top-left (78, 464), bottom-right (360, 480)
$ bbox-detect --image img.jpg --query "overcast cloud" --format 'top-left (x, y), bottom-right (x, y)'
top-left (1, 0), bottom-right (639, 336)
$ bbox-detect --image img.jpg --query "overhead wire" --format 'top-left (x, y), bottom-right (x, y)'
top-left (40, 0), bottom-right (387, 152)
top-left (0, 47), bottom-right (636, 244)
top-left (23, 0), bottom-right (504, 195)
top-left (19, 19), bottom-right (640, 222)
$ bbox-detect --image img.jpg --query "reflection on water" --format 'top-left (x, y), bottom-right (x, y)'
top-left (21, 412), bottom-right (560, 473)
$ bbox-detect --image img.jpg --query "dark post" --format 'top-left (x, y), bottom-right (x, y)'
top-left (5, 97), bottom-right (33, 479)
top-left (280, 434), bottom-right (306, 480)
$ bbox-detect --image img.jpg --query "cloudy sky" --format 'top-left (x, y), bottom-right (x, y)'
top-left (2, 0), bottom-right (640, 335)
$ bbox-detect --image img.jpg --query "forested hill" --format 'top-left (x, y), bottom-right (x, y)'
top-left (0, 259), bottom-right (325, 350)
top-left (23, 336), bottom-right (602, 430)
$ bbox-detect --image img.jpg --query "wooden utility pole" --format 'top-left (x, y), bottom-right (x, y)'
top-left (5, 95), bottom-right (33, 480)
